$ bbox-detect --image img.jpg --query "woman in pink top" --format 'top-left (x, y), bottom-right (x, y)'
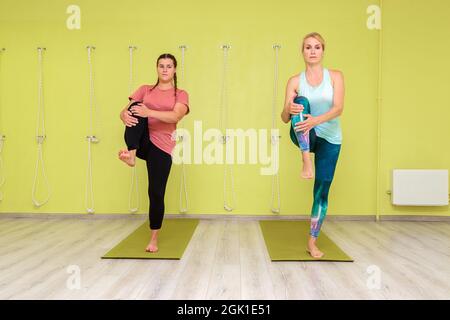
top-left (118, 53), bottom-right (189, 253)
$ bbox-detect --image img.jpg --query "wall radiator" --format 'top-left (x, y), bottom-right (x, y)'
top-left (391, 169), bottom-right (449, 206)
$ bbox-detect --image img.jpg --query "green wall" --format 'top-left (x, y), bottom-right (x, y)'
top-left (0, 0), bottom-right (448, 216)
top-left (379, 0), bottom-right (450, 215)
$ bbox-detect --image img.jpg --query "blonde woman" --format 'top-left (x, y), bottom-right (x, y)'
top-left (281, 33), bottom-right (344, 258)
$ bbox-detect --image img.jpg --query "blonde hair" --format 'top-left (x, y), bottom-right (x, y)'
top-left (302, 32), bottom-right (325, 52)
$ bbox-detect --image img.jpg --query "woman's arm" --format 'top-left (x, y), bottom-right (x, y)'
top-left (120, 100), bottom-right (139, 127)
top-left (130, 102), bottom-right (189, 124)
top-left (148, 103), bottom-right (188, 123)
top-left (281, 76), bottom-right (303, 123)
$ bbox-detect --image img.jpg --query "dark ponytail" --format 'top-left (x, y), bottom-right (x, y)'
top-left (174, 72), bottom-right (178, 98)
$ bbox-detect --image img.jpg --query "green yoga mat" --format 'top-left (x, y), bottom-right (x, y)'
top-left (259, 220), bottom-right (353, 262)
top-left (102, 219), bottom-right (199, 259)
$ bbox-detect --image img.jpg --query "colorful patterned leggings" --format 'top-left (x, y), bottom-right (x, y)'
top-left (291, 121), bottom-right (341, 238)
top-left (291, 96), bottom-right (311, 152)
top-left (308, 129), bottom-right (341, 238)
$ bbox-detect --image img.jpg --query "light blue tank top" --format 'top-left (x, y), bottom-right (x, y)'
top-left (298, 68), bottom-right (342, 145)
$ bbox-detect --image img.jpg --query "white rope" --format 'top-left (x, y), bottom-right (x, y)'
top-left (178, 45), bottom-right (188, 213)
top-left (85, 136), bottom-right (94, 213)
top-left (270, 45), bottom-right (281, 213)
top-left (31, 47), bottom-right (51, 207)
top-left (0, 135), bottom-right (5, 202)
top-left (128, 45), bottom-right (139, 214)
top-left (129, 46), bottom-right (136, 95)
top-left (0, 48), bottom-right (5, 202)
top-left (85, 46), bottom-right (99, 214)
top-left (220, 44), bottom-right (236, 212)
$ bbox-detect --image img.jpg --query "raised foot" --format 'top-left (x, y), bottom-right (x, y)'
top-left (301, 154), bottom-right (314, 180)
top-left (301, 167), bottom-right (314, 179)
top-left (118, 149), bottom-right (135, 167)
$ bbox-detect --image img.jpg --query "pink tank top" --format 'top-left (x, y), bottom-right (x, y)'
top-left (129, 85), bottom-right (189, 155)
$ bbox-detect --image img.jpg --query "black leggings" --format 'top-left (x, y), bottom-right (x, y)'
top-left (124, 103), bottom-right (172, 230)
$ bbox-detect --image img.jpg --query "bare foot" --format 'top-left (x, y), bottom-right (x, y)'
top-left (118, 149), bottom-right (136, 167)
top-left (307, 237), bottom-right (324, 259)
top-left (145, 229), bottom-right (159, 253)
top-left (145, 239), bottom-right (158, 253)
top-left (301, 163), bottom-right (314, 179)
top-left (301, 154), bottom-right (314, 179)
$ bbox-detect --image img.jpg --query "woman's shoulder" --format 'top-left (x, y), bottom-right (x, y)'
top-left (136, 84), bottom-right (154, 91)
top-left (328, 69), bottom-right (343, 78)
top-left (176, 87), bottom-right (189, 95)
top-left (287, 73), bottom-right (301, 85)
top-left (327, 69), bottom-right (344, 88)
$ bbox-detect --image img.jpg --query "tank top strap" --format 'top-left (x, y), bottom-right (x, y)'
top-left (323, 68), bottom-right (331, 85)
top-left (298, 71), bottom-right (306, 94)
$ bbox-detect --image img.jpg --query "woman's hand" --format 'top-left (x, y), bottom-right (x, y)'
top-left (120, 109), bottom-right (139, 127)
top-left (290, 101), bottom-right (304, 115)
top-left (295, 114), bottom-right (319, 135)
top-left (130, 103), bottom-right (151, 118)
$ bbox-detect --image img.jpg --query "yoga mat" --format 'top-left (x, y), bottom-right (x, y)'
top-left (102, 219), bottom-right (199, 259)
top-left (259, 220), bottom-right (353, 262)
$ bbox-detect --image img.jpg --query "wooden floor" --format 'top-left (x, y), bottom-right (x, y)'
top-left (0, 216), bottom-right (449, 300)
